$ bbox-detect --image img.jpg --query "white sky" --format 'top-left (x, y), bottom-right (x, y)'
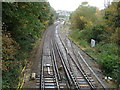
top-left (48, 0), bottom-right (113, 11)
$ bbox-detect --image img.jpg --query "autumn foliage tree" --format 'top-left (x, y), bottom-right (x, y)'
top-left (2, 2), bottom-right (56, 88)
top-left (70, 2), bottom-right (97, 30)
top-left (70, 1), bottom-right (120, 87)
top-left (104, 2), bottom-right (120, 45)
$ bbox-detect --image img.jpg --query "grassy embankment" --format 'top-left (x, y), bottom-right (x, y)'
top-left (68, 1), bottom-right (120, 88)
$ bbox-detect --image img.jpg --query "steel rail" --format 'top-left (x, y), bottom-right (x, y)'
top-left (67, 38), bottom-right (96, 89)
top-left (67, 37), bottom-right (106, 89)
top-left (68, 37), bottom-right (97, 61)
top-left (41, 64), bottom-right (44, 90)
top-left (52, 39), bottom-right (62, 81)
top-left (50, 40), bottom-right (61, 90)
top-left (78, 52), bottom-right (106, 89)
top-left (40, 25), bottom-right (59, 89)
top-left (59, 34), bottom-right (95, 90)
top-left (68, 52), bottom-right (95, 90)
top-left (54, 40), bottom-right (73, 85)
top-left (40, 29), bottom-right (47, 90)
top-left (54, 39), bottom-right (81, 89)
top-left (55, 34), bottom-right (80, 90)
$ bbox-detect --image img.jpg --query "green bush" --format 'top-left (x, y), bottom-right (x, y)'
top-left (2, 2), bottom-right (56, 88)
top-left (95, 43), bottom-right (118, 55)
top-left (2, 62), bottom-right (22, 88)
top-left (95, 43), bottom-right (119, 82)
top-left (98, 54), bottom-right (118, 76)
top-left (78, 24), bottom-right (106, 43)
top-left (69, 29), bottom-right (81, 41)
top-left (79, 39), bottom-right (88, 48)
top-left (69, 24), bottom-right (106, 45)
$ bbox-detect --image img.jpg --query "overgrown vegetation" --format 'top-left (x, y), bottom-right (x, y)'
top-left (69, 1), bottom-right (120, 87)
top-left (2, 2), bottom-right (56, 88)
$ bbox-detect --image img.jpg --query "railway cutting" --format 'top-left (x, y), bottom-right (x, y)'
top-left (28, 22), bottom-right (107, 89)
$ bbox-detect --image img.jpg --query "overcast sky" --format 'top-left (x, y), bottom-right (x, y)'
top-left (48, 0), bottom-right (113, 11)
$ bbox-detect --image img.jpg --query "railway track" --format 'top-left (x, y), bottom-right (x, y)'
top-left (66, 37), bottom-right (106, 89)
top-left (56, 32), bottom-right (96, 89)
top-left (38, 25), bottom-right (68, 89)
top-left (55, 23), bottom-right (106, 89)
top-left (35, 23), bottom-right (106, 89)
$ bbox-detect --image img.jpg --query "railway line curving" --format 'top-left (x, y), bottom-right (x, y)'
top-left (35, 23), bottom-right (107, 89)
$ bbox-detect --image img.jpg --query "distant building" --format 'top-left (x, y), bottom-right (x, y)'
top-left (56, 10), bottom-right (72, 21)
top-left (56, 10), bottom-right (72, 16)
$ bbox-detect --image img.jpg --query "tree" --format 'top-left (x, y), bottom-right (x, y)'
top-left (2, 2), bottom-right (56, 88)
top-left (70, 2), bottom-right (97, 30)
top-left (104, 1), bottom-right (120, 45)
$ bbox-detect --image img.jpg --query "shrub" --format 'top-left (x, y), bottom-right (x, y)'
top-left (69, 29), bottom-right (81, 41)
top-left (2, 2), bottom-right (56, 88)
top-left (95, 43), bottom-right (119, 82)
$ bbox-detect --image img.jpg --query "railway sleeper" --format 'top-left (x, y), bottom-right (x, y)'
top-left (79, 84), bottom-right (89, 87)
top-left (40, 77), bottom-right (66, 89)
top-left (35, 77), bottom-right (40, 88)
